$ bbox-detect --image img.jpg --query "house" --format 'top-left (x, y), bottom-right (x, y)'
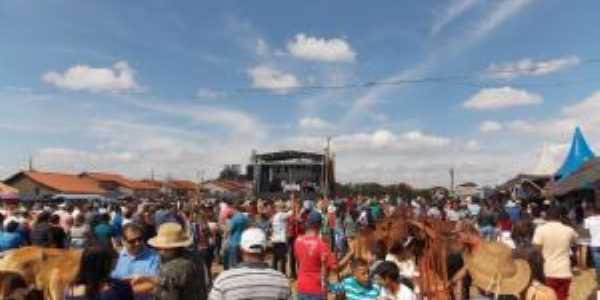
top-left (79, 172), bottom-right (160, 199)
top-left (164, 180), bottom-right (199, 198)
top-left (202, 180), bottom-right (250, 197)
top-left (4, 171), bottom-right (105, 199)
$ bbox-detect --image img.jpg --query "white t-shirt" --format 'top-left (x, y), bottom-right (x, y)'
top-left (385, 254), bottom-right (419, 278)
top-left (270, 211), bottom-right (291, 243)
top-left (532, 221), bottom-right (578, 278)
top-left (380, 284), bottom-right (416, 300)
top-left (584, 215), bottom-right (600, 247)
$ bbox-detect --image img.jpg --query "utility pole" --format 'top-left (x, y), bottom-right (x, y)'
top-left (449, 167), bottom-right (455, 194)
top-left (28, 156), bottom-right (34, 171)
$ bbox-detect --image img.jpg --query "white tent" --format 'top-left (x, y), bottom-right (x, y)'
top-left (530, 142), bottom-right (558, 176)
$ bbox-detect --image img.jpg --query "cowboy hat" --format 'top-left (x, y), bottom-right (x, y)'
top-left (465, 241), bottom-right (531, 297)
top-left (148, 222), bottom-right (193, 249)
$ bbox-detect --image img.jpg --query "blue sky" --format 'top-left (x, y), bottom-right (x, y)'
top-left (2, 0), bottom-right (600, 187)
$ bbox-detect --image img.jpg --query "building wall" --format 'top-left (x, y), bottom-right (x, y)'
top-left (9, 177), bottom-right (58, 198)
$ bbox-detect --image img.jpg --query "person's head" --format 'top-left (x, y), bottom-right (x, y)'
top-left (306, 211), bottom-right (322, 232)
top-left (122, 222), bottom-right (146, 256)
top-left (0, 271), bottom-right (28, 299)
top-left (78, 245), bottom-right (116, 299)
top-left (375, 261), bottom-right (400, 291)
top-left (545, 205), bottom-right (562, 221)
top-left (4, 221), bottom-right (19, 233)
top-left (370, 240), bottom-right (388, 262)
top-left (35, 211), bottom-right (51, 224)
top-left (49, 214), bottom-right (60, 226)
top-left (351, 258), bottom-right (371, 286)
top-left (240, 227), bottom-right (267, 262)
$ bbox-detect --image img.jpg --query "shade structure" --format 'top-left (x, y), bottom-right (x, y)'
top-left (555, 127), bottom-right (595, 181)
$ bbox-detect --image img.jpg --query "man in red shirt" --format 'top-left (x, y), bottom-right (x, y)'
top-left (295, 211), bottom-right (336, 300)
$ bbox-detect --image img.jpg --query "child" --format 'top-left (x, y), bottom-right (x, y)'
top-left (375, 262), bottom-right (416, 300)
top-left (329, 258), bottom-right (381, 300)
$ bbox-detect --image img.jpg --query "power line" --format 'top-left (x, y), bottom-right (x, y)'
top-left (197, 56), bottom-right (600, 99)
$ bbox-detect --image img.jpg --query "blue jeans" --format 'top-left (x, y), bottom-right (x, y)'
top-left (298, 294), bottom-right (325, 300)
top-left (590, 247), bottom-right (600, 277)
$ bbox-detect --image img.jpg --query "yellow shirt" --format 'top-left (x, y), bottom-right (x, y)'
top-left (532, 221), bottom-right (577, 278)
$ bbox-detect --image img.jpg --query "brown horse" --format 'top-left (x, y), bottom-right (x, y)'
top-left (0, 247), bottom-right (82, 300)
top-left (353, 208), bottom-right (455, 300)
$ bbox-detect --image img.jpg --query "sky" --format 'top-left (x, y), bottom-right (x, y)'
top-left (2, 0), bottom-right (600, 187)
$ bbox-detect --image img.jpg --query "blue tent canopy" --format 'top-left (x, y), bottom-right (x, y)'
top-left (555, 127), bottom-right (595, 181)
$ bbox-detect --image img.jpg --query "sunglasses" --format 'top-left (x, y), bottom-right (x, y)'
top-left (125, 236), bottom-right (143, 244)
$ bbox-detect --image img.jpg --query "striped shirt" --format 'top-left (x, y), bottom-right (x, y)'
top-left (329, 277), bottom-right (381, 300)
top-left (208, 262), bottom-right (292, 300)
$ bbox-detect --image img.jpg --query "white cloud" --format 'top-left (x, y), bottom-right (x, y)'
top-left (562, 91), bottom-right (600, 118)
top-left (464, 87), bottom-right (542, 110)
top-left (431, 0), bottom-right (479, 35)
top-left (485, 56), bottom-right (580, 79)
top-left (480, 120), bottom-right (504, 133)
top-left (196, 88), bottom-right (224, 100)
top-left (247, 65), bottom-right (301, 91)
top-left (298, 117), bottom-right (332, 130)
top-left (471, 0), bottom-right (537, 41)
top-left (43, 61), bottom-right (140, 93)
top-left (287, 34), bottom-right (356, 62)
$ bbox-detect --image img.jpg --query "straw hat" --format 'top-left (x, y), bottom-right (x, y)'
top-left (148, 222), bottom-right (193, 249)
top-left (465, 241), bottom-right (531, 297)
top-left (525, 280), bottom-right (557, 300)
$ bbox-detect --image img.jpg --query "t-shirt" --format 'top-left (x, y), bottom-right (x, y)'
top-left (584, 215), bottom-right (600, 247)
top-left (227, 212), bottom-right (249, 246)
top-left (294, 235), bottom-right (337, 296)
top-left (532, 221), bottom-right (577, 278)
top-left (380, 284), bottom-right (417, 300)
top-left (271, 212), bottom-right (291, 243)
top-left (0, 232), bottom-right (24, 251)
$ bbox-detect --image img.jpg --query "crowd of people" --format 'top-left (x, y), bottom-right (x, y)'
top-left (0, 191), bottom-right (598, 300)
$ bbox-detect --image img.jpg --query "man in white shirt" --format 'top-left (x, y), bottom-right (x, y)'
top-left (584, 205), bottom-right (600, 278)
top-left (532, 206), bottom-right (578, 300)
top-left (270, 201), bottom-right (292, 275)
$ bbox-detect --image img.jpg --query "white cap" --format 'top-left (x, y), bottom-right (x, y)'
top-left (240, 228), bottom-right (267, 254)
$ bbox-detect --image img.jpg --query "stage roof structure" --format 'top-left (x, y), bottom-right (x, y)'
top-left (555, 127), bottom-right (595, 181)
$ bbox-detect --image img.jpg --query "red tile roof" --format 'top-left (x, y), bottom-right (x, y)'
top-left (14, 171), bottom-right (106, 194)
top-left (81, 172), bottom-right (159, 191)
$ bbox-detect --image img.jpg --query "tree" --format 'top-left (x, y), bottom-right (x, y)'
top-left (218, 165), bottom-right (241, 180)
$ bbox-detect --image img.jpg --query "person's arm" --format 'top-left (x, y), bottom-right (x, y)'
top-left (130, 277), bottom-right (159, 295)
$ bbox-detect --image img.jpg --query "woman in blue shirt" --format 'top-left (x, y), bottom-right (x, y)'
top-left (0, 221), bottom-right (25, 251)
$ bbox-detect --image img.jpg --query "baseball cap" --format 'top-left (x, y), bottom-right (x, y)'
top-left (306, 211), bottom-right (322, 228)
top-left (240, 228), bottom-right (267, 254)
